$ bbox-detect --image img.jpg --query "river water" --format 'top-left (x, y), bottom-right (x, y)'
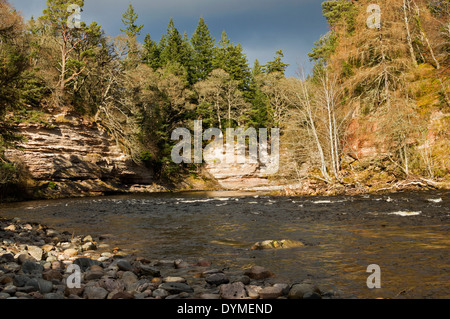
top-left (1, 190), bottom-right (449, 299)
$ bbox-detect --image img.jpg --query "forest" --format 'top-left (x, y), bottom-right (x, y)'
top-left (1, 0), bottom-right (449, 197)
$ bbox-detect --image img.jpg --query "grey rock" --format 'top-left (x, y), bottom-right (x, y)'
top-left (139, 265), bottom-right (160, 277)
top-left (0, 292), bottom-right (10, 299)
top-left (73, 258), bottom-right (102, 272)
top-left (0, 253), bottom-right (15, 263)
top-left (219, 282), bottom-right (247, 300)
top-left (273, 283), bottom-right (291, 295)
top-left (121, 271), bottom-right (138, 290)
top-left (152, 288), bottom-right (169, 298)
top-left (3, 262), bottom-right (21, 273)
top-left (288, 283), bottom-right (321, 299)
top-left (15, 292), bottom-right (33, 299)
top-left (13, 275), bottom-right (31, 287)
top-left (44, 293), bottom-right (65, 299)
top-left (158, 282), bottom-right (194, 294)
top-left (174, 259), bottom-right (190, 269)
top-left (17, 286), bottom-right (37, 293)
top-left (46, 229), bottom-right (59, 237)
top-left (244, 266), bottom-right (274, 280)
top-left (84, 286), bottom-right (108, 299)
top-left (21, 261), bottom-right (44, 275)
top-left (303, 292), bottom-right (322, 299)
top-left (17, 253), bottom-right (35, 265)
top-left (27, 278), bottom-right (53, 294)
top-left (202, 269), bottom-right (222, 276)
top-left (131, 279), bottom-right (152, 293)
top-left (206, 273), bottom-right (230, 286)
top-left (2, 285), bottom-right (17, 295)
top-left (99, 278), bottom-right (125, 293)
top-left (259, 286), bottom-right (283, 299)
top-left (234, 275), bottom-right (251, 285)
top-left (246, 285), bottom-right (262, 299)
top-left (200, 293), bottom-right (221, 299)
top-left (116, 260), bottom-right (133, 272)
top-left (84, 270), bottom-right (104, 281)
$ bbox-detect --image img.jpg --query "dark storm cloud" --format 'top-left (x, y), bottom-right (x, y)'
top-left (9, 0), bottom-right (329, 76)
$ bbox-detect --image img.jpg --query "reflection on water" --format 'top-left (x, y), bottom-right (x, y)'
top-left (1, 190), bottom-right (449, 299)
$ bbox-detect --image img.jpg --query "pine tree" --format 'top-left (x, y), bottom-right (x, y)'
top-left (120, 2), bottom-right (143, 67)
top-left (264, 50), bottom-right (289, 75)
top-left (159, 18), bottom-right (183, 66)
top-left (213, 32), bottom-right (251, 95)
top-left (120, 2), bottom-right (144, 38)
top-left (248, 60), bottom-right (269, 128)
top-left (143, 33), bottom-right (161, 70)
top-left (191, 17), bottom-right (215, 83)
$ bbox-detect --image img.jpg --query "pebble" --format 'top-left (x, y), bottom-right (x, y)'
top-left (220, 282), bottom-right (247, 300)
top-left (259, 286), bottom-right (283, 299)
top-left (288, 283), bottom-right (321, 299)
top-left (246, 285), bottom-right (262, 299)
top-left (164, 277), bottom-right (187, 284)
top-left (158, 282), bottom-right (194, 294)
top-left (27, 246), bottom-right (43, 261)
top-left (152, 288), bottom-right (169, 298)
top-left (84, 286), bottom-right (108, 299)
top-left (63, 249), bottom-right (78, 258)
top-left (206, 273), bottom-right (229, 286)
top-left (244, 266), bottom-right (274, 280)
top-left (116, 260), bottom-right (133, 272)
top-left (0, 217), bottom-right (330, 300)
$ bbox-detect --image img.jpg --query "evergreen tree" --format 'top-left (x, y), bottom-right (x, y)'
top-left (180, 31), bottom-right (194, 83)
top-left (322, 0), bottom-right (357, 33)
top-left (120, 2), bottom-right (143, 67)
top-left (120, 2), bottom-right (144, 38)
top-left (143, 33), bottom-right (161, 70)
top-left (159, 19), bottom-right (184, 66)
top-left (191, 17), bottom-right (215, 83)
top-left (264, 50), bottom-right (289, 75)
top-left (213, 31), bottom-right (251, 95)
top-left (248, 60), bottom-right (269, 128)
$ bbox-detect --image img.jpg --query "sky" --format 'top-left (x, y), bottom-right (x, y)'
top-left (9, 0), bottom-right (330, 77)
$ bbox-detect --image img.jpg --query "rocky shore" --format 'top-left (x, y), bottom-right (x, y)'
top-left (0, 217), bottom-right (336, 300)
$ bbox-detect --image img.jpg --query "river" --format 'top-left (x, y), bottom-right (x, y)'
top-left (1, 190), bottom-right (449, 299)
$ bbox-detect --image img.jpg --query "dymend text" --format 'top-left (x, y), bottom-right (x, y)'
top-left (177, 303), bottom-right (273, 316)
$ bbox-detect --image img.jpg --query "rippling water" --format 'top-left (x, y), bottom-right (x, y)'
top-left (1, 190), bottom-right (449, 299)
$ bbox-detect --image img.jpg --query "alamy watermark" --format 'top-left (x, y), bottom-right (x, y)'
top-left (66, 264), bottom-right (81, 289)
top-left (171, 121), bottom-right (280, 175)
top-left (367, 264), bottom-right (381, 289)
top-left (67, 4), bottom-right (82, 29)
top-left (367, 4), bottom-right (381, 29)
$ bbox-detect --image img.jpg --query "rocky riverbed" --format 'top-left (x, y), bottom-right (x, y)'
top-left (0, 217), bottom-right (334, 300)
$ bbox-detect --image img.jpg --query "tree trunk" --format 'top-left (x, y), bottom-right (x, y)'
top-left (403, 0), bottom-right (418, 67)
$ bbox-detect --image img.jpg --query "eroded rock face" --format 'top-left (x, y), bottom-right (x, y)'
top-left (5, 116), bottom-right (157, 197)
top-left (204, 140), bottom-right (272, 190)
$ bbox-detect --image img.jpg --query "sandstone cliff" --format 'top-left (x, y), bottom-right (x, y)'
top-left (5, 112), bottom-right (165, 199)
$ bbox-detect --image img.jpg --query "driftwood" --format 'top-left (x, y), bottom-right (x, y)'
top-left (376, 177), bottom-right (438, 192)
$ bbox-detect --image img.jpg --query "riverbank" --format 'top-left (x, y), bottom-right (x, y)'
top-left (0, 217), bottom-right (334, 300)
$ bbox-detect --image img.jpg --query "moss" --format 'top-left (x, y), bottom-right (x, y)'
top-left (47, 182), bottom-right (57, 190)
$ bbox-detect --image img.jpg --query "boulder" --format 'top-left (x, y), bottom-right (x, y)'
top-left (84, 286), bottom-right (108, 299)
top-left (219, 282), bottom-right (247, 300)
top-left (259, 286), bottom-right (283, 299)
top-left (288, 283), bottom-right (321, 299)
